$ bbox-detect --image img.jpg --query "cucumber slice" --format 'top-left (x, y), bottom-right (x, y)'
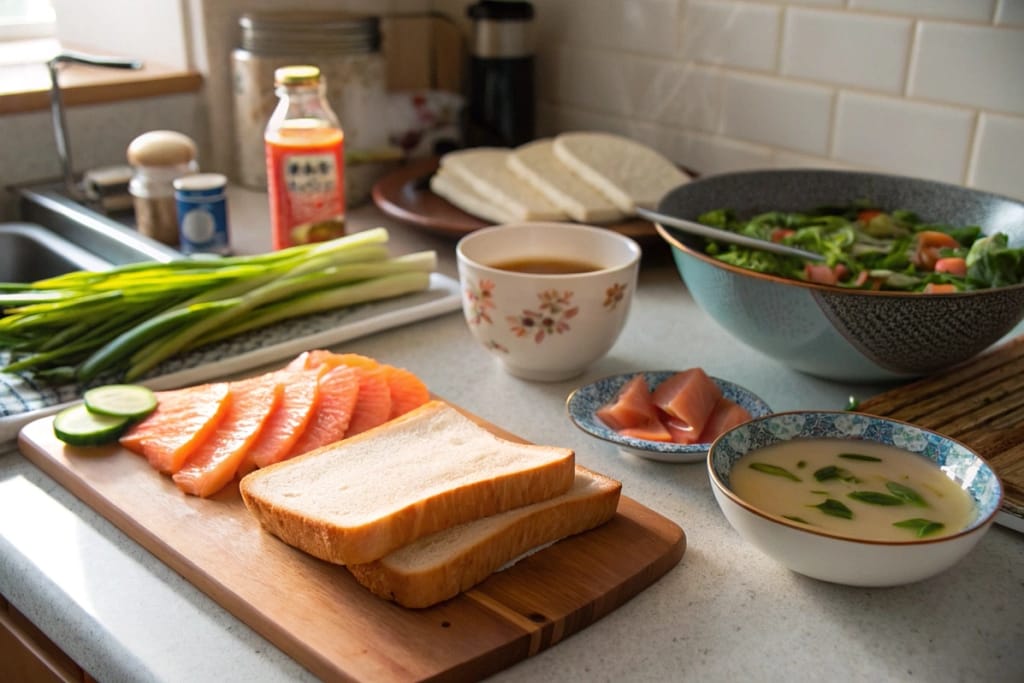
top-left (83, 384), bottom-right (158, 420)
top-left (53, 404), bottom-right (131, 446)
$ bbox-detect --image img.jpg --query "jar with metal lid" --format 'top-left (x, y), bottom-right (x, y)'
top-left (127, 130), bottom-right (198, 246)
top-left (231, 11), bottom-right (388, 199)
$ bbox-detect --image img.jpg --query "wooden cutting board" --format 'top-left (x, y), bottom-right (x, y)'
top-left (16, 410), bottom-right (686, 682)
top-left (858, 334), bottom-right (1024, 530)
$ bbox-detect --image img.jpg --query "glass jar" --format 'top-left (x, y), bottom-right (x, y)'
top-left (231, 11), bottom-right (388, 201)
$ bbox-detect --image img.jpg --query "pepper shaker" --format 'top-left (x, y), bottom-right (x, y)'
top-left (127, 130), bottom-right (198, 246)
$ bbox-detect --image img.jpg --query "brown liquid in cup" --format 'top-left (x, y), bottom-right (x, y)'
top-left (490, 257), bottom-right (601, 274)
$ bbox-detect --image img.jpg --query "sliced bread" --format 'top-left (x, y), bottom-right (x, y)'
top-left (239, 400), bottom-right (575, 565)
top-left (507, 138), bottom-right (625, 224)
top-left (440, 147), bottom-right (568, 221)
top-left (348, 466), bottom-right (621, 608)
top-left (552, 132), bottom-right (690, 213)
top-left (430, 167), bottom-right (519, 225)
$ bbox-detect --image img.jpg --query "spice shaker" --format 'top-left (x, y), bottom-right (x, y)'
top-left (464, 0), bottom-right (535, 148)
top-left (127, 131), bottom-right (198, 246)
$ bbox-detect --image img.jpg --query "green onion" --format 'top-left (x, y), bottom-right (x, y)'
top-left (0, 228), bottom-right (435, 383)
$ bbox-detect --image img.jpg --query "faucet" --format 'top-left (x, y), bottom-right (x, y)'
top-left (47, 50), bottom-right (143, 199)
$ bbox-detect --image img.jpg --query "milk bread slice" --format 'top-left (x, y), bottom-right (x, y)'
top-left (508, 139), bottom-right (625, 224)
top-left (552, 132), bottom-right (691, 213)
top-left (440, 147), bottom-right (567, 221)
top-left (348, 466), bottom-right (621, 608)
top-left (430, 167), bottom-right (518, 225)
top-left (239, 400), bottom-right (575, 565)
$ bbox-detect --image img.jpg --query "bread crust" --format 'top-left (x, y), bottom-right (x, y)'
top-left (240, 401), bottom-right (576, 565)
top-left (347, 466), bottom-right (621, 608)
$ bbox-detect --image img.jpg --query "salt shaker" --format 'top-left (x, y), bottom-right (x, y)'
top-left (127, 130), bottom-right (198, 246)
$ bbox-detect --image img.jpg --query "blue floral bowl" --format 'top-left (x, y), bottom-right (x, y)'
top-left (655, 169), bottom-right (1024, 382)
top-left (566, 370), bottom-right (771, 463)
top-left (708, 411), bottom-right (1003, 586)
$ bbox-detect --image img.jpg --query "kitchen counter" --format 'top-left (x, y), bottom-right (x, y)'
top-left (2, 187), bottom-right (1022, 682)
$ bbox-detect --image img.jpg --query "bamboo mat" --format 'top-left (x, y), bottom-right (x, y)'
top-left (858, 335), bottom-right (1024, 531)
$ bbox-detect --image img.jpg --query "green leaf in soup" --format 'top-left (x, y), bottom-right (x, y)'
top-left (839, 452), bottom-right (881, 462)
top-left (894, 518), bottom-right (946, 538)
top-left (886, 481), bottom-right (928, 507)
top-left (812, 498), bottom-right (853, 519)
top-left (814, 465), bottom-right (861, 483)
top-left (849, 491), bottom-right (904, 506)
top-left (749, 462), bottom-right (802, 482)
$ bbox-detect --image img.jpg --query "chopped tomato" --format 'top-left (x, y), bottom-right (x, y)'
top-left (916, 230), bottom-right (961, 249)
top-left (857, 209), bottom-right (883, 223)
top-left (805, 264), bottom-right (839, 285)
top-left (934, 257), bottom-right (967, 277)
top-left (853, 270), bottom-right (884, 290)
top-left (923, 282), bottom-right (958, 294)
top-left (770, 227), bottom-right (795, 243)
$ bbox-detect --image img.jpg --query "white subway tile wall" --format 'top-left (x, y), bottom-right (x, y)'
top-left (533, 0), bottom-right (1024, 201)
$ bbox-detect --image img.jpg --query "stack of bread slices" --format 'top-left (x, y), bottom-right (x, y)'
top-left (240, 400), bottom-right (622, 608)
top-left (431, 131), bottom-right (691, 225)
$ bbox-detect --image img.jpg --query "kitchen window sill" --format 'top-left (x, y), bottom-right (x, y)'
top-left (0, 39), bottom-right (202, 116)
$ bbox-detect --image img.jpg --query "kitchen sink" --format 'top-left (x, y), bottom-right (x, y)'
top-left (0, 222), bottom-right (113, 282)
top-left (14, 181), bottom-right (180, 268)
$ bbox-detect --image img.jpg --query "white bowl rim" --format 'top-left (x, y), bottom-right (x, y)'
top-left (706, 409), bottom-right (1005, 547)
top-left (456, 222), bottom-right (642, 279)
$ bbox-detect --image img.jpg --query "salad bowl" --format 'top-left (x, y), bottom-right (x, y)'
top-left (655, 169), bottom-right (1024, 381)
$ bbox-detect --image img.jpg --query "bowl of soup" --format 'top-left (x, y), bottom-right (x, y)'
top-left (707, 411), bottom-right (1003, 587)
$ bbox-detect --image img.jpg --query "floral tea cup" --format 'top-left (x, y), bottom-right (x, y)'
top-left (456, 222), bottom-right (641, 381)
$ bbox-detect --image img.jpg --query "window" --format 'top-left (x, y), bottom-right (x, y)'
top-left (0, 0), bottom-right (55, 40)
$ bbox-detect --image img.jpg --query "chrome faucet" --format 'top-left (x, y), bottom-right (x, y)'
top-left (47, 50), bottom-right (143, 199)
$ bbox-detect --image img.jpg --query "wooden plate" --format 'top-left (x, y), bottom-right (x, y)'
top-left (370, 156), bottom-right (660, 241)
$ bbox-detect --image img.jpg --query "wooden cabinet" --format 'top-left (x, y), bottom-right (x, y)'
top-left (0, 592), bottom-right (91, 683)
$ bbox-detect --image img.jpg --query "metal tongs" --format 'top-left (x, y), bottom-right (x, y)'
top-left (47, 50), bottom-right (143, 199)
top-left (637, 206), bottom-right (825, 262)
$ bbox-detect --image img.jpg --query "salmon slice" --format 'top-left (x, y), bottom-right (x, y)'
top-left (120, 382), bottom-right (232, 474)
top-left (285, 364), bottom-right (361, 459)
top-left (344, 366), bottom-right (393, 437)
top-left (651, 369), bottom-right (722, 436)
top-left (697, 397), bottom-right (753, 443)
top-left (380, 364), bottom-right (430, 419)
top-left (244, 366), bottom-right (327, 470)
top-left (597, 375), bottom-right (672, 442)
top-left (596, 376), bottom-right (655, 430)
top-left (290, 349), bottom-right (380, 372)
top-left (172, 375), bottom-right (284, 498)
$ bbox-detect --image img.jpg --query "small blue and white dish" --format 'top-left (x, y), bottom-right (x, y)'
top-left (566, 370), bottom-right (772, 463)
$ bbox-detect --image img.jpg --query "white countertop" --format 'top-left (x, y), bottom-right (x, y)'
top-left (2, 188), bottom-right (1022, 682)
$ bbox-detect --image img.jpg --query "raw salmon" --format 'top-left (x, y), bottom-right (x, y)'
top-left (651, 369), bottom-right (722, 437)
top-left (120, 382), bottom-right (232, 474)
top-left (344, 366), bottom-right (393, 437)
top-left (381, 364), bottom-right (430, 419)
top-left (172, 374), bottom-right (284, 498)
top-left (596, 375), bottom-right (656, 430)
top-left (285, 363), bottom-right (361, 458)
top-left (696, 397), bottom-right (752, 443)
top-left (245, 366), bottom-right (327, 469)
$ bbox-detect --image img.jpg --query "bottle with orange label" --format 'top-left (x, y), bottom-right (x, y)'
top-left (264, 65), bottom-right (346, 249)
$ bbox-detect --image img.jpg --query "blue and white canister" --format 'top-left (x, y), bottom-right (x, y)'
top-left (174, 173), bottom-right (231, 255)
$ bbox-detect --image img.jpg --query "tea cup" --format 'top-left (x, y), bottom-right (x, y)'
top-left (455, 222), bottom-right (641, 381)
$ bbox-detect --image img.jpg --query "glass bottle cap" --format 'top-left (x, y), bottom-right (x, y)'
top-left (274, 65), bottom-right (321, 86)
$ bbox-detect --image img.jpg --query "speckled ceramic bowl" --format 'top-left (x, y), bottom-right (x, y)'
top-left (708, 411), bottom-right (1003, 587)
top-left (566, 370), bottom-right (772, 463)
top-left (655, 169), bottom-right (1024, 381)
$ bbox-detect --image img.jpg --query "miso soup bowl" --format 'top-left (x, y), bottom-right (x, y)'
top-left (707, 411), bottom-right (1003, 587)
